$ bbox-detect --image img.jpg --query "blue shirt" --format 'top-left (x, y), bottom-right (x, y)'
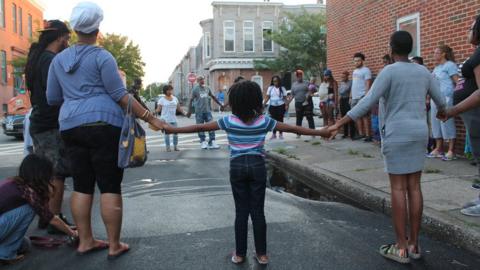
top-left (217, 115), bottom-right (277, 159)
top-left (47, 45), bottom-right (128, 131)
top-left (217, 91), bottom-right (225, 103)
top-left (433, 61), bottom-right (458, 98)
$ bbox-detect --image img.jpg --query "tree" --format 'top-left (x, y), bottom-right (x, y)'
top-left (99, 33), bottom-right (145, 88)
top-left (254, 10), bottom-right (326, 76)
top-left (142, 82), bottom-right (165, 100)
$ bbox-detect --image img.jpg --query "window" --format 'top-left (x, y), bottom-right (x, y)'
top-left (263, 21), bottom-right (273, 52)
top-left (28, 14), bottom-right (32, 38)
top-left (224, 21), bottom-right (235, 52)
top-left (1, 50), bottom-right (7, 84)
top-left (0, 0), bottom-right (5, 28)
top-left (397, 13), bottom-right (420, 57)
top-left (204, 32), bottom-right (211, 59)
top-left (243, 21), bottom-right (254, 52)
top-left (12, 3), bottom-right (16, 33)
top-left (14, 66), bottom-right (22, 92)
top-left (18, 7), bottom-right (22, 36)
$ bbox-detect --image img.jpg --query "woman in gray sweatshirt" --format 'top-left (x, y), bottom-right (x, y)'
top-left (329, 31), bottom-right (447, 264)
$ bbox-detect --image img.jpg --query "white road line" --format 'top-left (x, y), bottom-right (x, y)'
top-left (0, 145), bottom-right (24, 151)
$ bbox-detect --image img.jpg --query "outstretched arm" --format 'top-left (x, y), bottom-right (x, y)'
top-left (164, 121), bottom-right (220, 134)
top-left (275, 122), bottom-right (330, 138)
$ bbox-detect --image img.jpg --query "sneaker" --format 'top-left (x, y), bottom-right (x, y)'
top-left (462, 198), bottom-right (480, 209)
top-left (201, 141), bottom-right (208, 149)
top-left (174, 146), bottom-right (180, 151)
top-left (209, 140), bottom-right (220, 149)
top-left (166, 147), bottom-right (172, 152)
top-left (472, 183), bottom-right (480, 190)
top-left (363, 136), bottom-right (373, 142)
top-left (270, 134), bottom-right (277, 140)
top-left (296, 134), bottom-right (301, 139)
top-left (460, 204), bottom-right (480, 217)
top-left (279, 134), bottom-right (284, 140)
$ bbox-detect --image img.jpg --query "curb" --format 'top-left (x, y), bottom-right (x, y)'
top-left (266, 151), bottom-right (480, 256)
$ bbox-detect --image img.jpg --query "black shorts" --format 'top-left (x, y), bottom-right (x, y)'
top-left (61, 124), bottom-right (124, 195)
top-left (268, 105), bottom-right (286, 123)
top-left (31, 129), bottom-right (71, 179)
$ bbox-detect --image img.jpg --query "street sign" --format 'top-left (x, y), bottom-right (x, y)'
top-left (187, 73), bottom-right (197, 84)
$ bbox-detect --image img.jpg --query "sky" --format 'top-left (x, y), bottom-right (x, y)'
top-left (42, 0), bottom-right (317, 85)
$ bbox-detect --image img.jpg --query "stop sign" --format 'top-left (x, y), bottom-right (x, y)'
top-left (187, 73), bottom-right (197, 84)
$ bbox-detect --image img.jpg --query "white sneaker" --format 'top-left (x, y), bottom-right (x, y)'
top-left (209, 140), bottom-right (220, 149)
top-left (201, 141), bottom-right (208, 149)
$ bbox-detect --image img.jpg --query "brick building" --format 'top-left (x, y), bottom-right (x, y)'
top-left (326, 0), bottom-right (480, 154)
top-left (169, 1), bottom-right (325, 105)
top-left (0, 0), bottom-right (43, 115)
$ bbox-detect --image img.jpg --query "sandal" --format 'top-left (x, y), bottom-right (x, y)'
top-left (379, 244), bottom-right (410, 264)
top-left (255, 254), bottom-right (269, 265)
top-left (230, 252), bottom-right (245, 264)
top-left (0, 254), bottom-right (25, 265)
top-left (442, 152), bottom-right (457, 161)
top-left (29, 236), bottom-right (66, 249)
top-left (408, 245), bottom-right (422, 260)
top-left (426, 151), bottom-right (443, 158)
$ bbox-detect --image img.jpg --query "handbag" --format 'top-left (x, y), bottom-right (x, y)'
top-left (118, 95), bottom-right (147, 168)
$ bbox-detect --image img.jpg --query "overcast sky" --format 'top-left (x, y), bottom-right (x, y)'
top-left (42, 0), bottom-right (317, 85)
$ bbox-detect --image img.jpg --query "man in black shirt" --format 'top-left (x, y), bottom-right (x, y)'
top-left (24, 20), bottom-right (73, 232)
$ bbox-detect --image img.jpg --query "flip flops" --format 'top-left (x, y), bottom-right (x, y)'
top-left (379, 244), bottom-right (410, 264)
top-left (255, 254), bottom-right (269, 265)
top-left (29, 236), bottom-right (66, 249)
top-left (77, 242), bottom-right (109, 256)
top-left (230, 252), bottom-right (245, 264)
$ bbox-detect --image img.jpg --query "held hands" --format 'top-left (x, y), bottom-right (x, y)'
top-left (436, 109), bottom-right (453, 122)
top-left (149, 118), bottom-right (166, 132)
top-left (327, 124), bottom-right (340, 140)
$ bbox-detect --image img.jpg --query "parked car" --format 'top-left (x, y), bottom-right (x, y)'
top-left (2, 114), bottom-right (25, 139)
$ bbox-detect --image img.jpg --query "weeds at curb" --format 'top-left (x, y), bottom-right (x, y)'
top-left (355, 168), bottom-right (368, 172)
top-left (424, 168), bottom-right (442, 174)
top-left (312, 141), bottom-right (321, 146)
top-left (348, 149), bottom-right (359, 155)
top-left (273, 148), bottom-right (300, 160)
top-left (362, 153), bottom-right (374, 158)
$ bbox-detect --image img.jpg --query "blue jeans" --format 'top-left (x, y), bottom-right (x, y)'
top-left (230, 155), bottom-right (267, 256)
top-left (195, 112), bottom-right (215, 144)
top-left (0, 205), bottom-right (35, 260)
top-left (164, 122), bottom-right (178, 147)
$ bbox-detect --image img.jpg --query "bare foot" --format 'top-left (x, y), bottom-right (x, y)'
top-left (77, 239), bottom-right (109, 254)
top-left (108, 242), bottom-right (130, 257)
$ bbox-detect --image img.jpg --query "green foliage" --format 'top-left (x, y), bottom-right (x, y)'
top-left (254, 9), bottom-right (326, 75)
top-left (142, 82), bottom-right (166, 100)
top-left (99, 33), bottom-right (145, 88)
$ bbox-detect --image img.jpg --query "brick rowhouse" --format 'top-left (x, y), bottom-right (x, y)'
top-left (327, 0), bottom-right (480, 155)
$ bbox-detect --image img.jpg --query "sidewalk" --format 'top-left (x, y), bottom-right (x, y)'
top-left (265, 136), bottom-right (480, 255)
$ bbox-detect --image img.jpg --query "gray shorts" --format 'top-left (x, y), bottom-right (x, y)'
top-left (31, 129), bottom-right (71, 178)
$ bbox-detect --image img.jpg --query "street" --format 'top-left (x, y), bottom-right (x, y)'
top-left (0, 113), bottom-right (479, 270)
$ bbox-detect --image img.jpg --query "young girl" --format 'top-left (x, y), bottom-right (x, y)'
top-left (0, 154), bottom-right (77, 265)
top-left (156, 85), bottom-right (186, 152)
top-left (163, 80), bottom-right (330, 265)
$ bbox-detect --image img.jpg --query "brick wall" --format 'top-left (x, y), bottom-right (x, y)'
top-left (327, 0), bottom-right (480, 155)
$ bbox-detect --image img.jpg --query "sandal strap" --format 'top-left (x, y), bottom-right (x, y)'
top-left (380, 244), bottom-right (408, 258)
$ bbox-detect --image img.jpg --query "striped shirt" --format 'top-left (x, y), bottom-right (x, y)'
top-left (217, 115), bottom-right (277, 159)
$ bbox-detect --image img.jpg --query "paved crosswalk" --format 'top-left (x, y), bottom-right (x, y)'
top-left (0, 133), bottom-right (230, 156)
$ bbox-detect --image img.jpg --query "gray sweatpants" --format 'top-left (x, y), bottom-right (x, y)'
top-left (461, 107), bottom-right (480, 199)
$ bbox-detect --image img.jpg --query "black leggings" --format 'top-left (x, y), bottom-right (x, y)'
top-left (339, 97), bottom-right (356, 137)
top-left (61, 125), bottom-right (124, 194)
top-left (295, 102), bottom-right (315, 129)
top-left (268, 105), bottom-right (285, 133)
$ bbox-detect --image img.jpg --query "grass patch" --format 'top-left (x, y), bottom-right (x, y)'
top-left (273, 148), bottom-right (300, 160)
top-left (362, 153), bottom-right (374, 158)
top-left (311, 141), bottom-right (322, 146)
top-left (355, 168), bottom-right (368, 172)
top-left (424, 168), bottom-right (442, 174)
top-left (348, 149), bottom-right (359, 155)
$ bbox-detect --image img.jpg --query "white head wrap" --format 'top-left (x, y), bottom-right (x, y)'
top-left (70, 2), bottom-right (104, 34)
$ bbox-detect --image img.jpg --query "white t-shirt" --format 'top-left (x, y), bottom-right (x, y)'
top-left (158, 96), bottom-right (179, 123)
top-left (267, 86), bottom-right (287, 106)
top-left (351, 66), bottom-right (372, 99)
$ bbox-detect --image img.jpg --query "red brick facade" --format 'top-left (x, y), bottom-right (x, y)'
top-left (327, 0), bottom-right (480, 155)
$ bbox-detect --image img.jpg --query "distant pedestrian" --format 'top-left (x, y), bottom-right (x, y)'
top-left (128, 78), bottom-right (149, 110)
top-left (157, 85), bottom-right (186, 152)
top-left (46, 2), bottom-right (165, 259)
top-left (443, 14), bottom-right (480, 217)
top-left (428, 45), bottom-right (458, 161)
top-left (186, 75), bottom-right (224, 149)
top-left (216, 87), bottom-right (226, 113)
top-left (319, 69), bottom-right (338, 127)
top-left (351, 53), bottom-right (373, 141)
top-left (411, 56), bottom-right (424, 65)
top-left (162, 80), bottom-right (331, 266)
top-left (338, 71), bottom-right (354, 139)
top-left (0, 155), bottom-right (77, 265)
top-left (292, 70), bottom-right (315, 138)
top-left (263, 75), bottom-right (288, 140)
top-left (24, 19), bottom-right (73, 233)
top-left (330, 31), bottom-right (447, 264)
